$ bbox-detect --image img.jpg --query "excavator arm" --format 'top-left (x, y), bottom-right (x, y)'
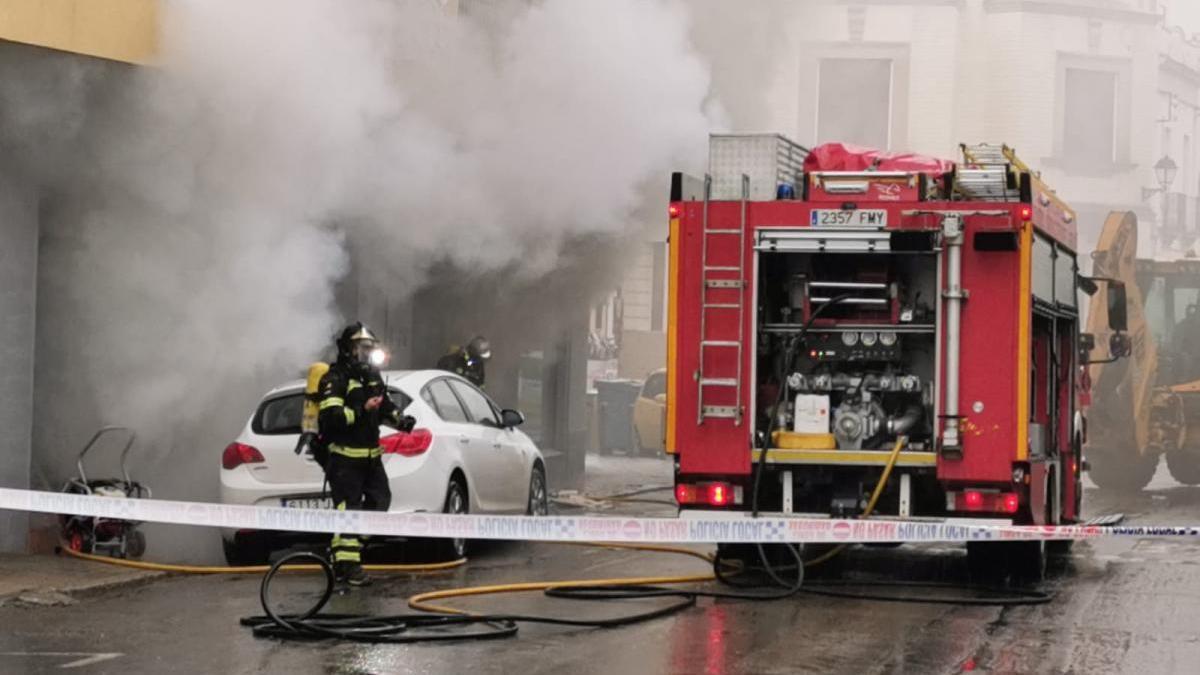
top-left (1086, 211), bottom-right (1155, 458)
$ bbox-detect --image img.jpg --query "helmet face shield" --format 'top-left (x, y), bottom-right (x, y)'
top-left (337, 323), bottom-right (383, 367)
top-left (351, 339), bottom-right (378, 365)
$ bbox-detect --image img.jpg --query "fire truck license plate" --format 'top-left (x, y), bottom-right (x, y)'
top-left (281, 497), bottom-right (334, 509)
top-left (810, 209), bottom-right (888, 227)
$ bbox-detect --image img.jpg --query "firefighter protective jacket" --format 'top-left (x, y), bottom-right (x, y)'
top-left (318, 361), bottom-right (402, 457)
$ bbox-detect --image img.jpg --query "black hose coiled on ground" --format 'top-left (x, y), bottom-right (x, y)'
top-left (241, 552), bottom-right (801, 644)
top-left (241, 550), bottom-right (1050, 644)
top-left (241, 290), bottom-right (1052, 644)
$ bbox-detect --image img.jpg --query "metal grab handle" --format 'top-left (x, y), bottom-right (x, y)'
top-left (75, 426), bottom-right (136, 488)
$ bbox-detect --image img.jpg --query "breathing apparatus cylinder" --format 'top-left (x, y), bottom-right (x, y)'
top-left (294, 362), bottom-right (331, 466)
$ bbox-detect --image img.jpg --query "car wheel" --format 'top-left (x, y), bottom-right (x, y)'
top-left (527, 464), bottom-right (549, 516)
top-left (435, 477), bottom-right (469, 561)
top-left (125, 529), bottom-right (147, 559)
top-left (223, 533), bottom-right (270, 566)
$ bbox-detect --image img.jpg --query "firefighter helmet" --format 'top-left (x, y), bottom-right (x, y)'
top-left (336, 322), bottom-right (379, 363)
top-left (466, 336), bottom-right (491, 361)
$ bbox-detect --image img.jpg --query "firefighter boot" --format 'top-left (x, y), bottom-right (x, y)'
top-left (334, 561), bottom-right (372, 587)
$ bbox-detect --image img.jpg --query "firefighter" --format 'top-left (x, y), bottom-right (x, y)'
top-left (436, 335), bottom-right (491, 388)
top-left (318, 322), bottom-right (414, 586)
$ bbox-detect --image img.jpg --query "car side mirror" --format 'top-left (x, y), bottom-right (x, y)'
top-left (1107, 282), bottom-right (1128, 333)
top-left (500, 409), bottom-right (525, 428)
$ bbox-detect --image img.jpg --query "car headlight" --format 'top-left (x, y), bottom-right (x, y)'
top-left (841, 331), bottom-right (859, 346)
top-left (879, 331), bottom-right (898, 347)
top-left (860, 331), bottom-right (878, 347)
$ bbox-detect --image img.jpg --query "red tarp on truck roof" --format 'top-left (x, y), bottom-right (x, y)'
top-left (803, 142), bottom-right (955, 177)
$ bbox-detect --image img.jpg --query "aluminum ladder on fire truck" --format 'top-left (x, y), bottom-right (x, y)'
top-left (956, 143), bottom-right (1023, 202)
top-left (697, 174), bottom-right (747, 425)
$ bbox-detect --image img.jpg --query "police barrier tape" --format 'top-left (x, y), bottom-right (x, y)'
top-left (2, 487), bottom-right (1198, 545)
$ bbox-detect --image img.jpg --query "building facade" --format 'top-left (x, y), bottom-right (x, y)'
top-left (0, 0), bottom-right (159, 552)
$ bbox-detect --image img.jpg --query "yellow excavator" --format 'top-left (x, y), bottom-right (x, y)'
top-left (1085, 211), bottom-right (1200, 490)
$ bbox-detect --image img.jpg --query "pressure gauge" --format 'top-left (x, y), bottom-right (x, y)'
top-left (879, 331), bottom-right (898, 347)
top-left (841, 331), bottom-right (859, 346)
top-left (860, 331), bottom-right (878, 347)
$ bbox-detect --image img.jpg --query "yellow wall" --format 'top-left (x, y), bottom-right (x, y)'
top-left (0, 0), bottom-right (157, 65)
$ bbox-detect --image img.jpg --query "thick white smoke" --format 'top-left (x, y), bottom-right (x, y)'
top-left (57, 0), bottom-right (715, 432)
top-left (15, 0), bottom-right (717, 562)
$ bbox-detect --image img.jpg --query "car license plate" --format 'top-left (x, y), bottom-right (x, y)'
top-left (810, 209), bottom-right (888, 228)
top-left (281, 497), bottom-right (333, 509)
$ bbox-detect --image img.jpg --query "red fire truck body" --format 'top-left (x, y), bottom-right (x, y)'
top-left (665, 137), bottom-right (1120, 570)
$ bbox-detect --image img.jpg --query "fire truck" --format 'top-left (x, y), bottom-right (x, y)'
top-left (665, 135), bottom-right (1129, 578)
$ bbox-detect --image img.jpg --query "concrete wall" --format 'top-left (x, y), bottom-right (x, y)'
top-left (0, 0), bottom-right (159, 65)
top-left (0, 172), bottom-right (37, 552)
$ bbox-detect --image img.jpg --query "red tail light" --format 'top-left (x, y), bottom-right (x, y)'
top-left (964, 490), bottom-right (984, 510)
top-left (707, 483), bottom-right (730, 506)
top-left (668, 204), bottom-right (681, 218)
top-left (954, 490), bottom-right (1020, 514)
top-left (1019, 205), bottom-right (1033, 221)
top-left (382, 429), bottom-right (434, 457)
top-left (675, 484), bottom-right (698, 505)
top-left (676, 482), bottom-right (736, 506)
top-left (222, 442), bottom-right (264, 470)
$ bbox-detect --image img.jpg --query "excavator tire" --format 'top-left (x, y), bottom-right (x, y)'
top-left (1166, 451), bottom-right (1200, 486)
top-left (1087, 448), bottom-right (1158, 492)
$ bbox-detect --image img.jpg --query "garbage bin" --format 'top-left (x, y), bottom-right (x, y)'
top-left (595, 379), bottom-right (642, 455)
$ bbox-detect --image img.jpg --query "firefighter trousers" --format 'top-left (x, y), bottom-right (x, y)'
top-left (326, 451), bottom-right (391, 565)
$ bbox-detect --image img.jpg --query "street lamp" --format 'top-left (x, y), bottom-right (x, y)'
top-left (1155, 155), bottom-right (1179, 192)
top-left (1146, 155), bottom-right (1178, 257)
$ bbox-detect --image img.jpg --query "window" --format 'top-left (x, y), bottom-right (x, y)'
top-left (253, 394), bottom-right (304, 435)
top-left (817, 58), bottom-right (892, 149)
top-left (449, 380), bottom-right (500, 426)
top-left (651, 242), bottom-right (666, 333)
top-left (424, 380), bottom-right (469, 423)
top-left (1062, 68), bottom-right (1117, 164)
top-left (387, 389), bottom-right (412, 415)
top-left (642, 371), bottom-right (666, 400)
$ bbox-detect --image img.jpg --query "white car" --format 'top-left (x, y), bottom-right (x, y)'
top-left (219, 369), bottom-right (547, 564)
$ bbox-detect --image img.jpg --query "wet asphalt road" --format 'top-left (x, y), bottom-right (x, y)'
top-left (4, 460), bottom-right (1200, 674)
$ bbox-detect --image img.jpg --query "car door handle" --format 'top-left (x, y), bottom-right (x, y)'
top-left (459, 436), bottom-right (470, 445)
top-left (492, 443), bottom-right (502, 450)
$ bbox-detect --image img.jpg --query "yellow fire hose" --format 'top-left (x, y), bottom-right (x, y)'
top-left (408, 542), bottom-right (717, 615)
top-left (410, 437), bottom-right (907, 614)
top-left (61, 438), bottom-right (907, 616)
top-left (803, 436), bottom-right (906, 566)
top-left (59, 544), bottom-right (466, 574)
